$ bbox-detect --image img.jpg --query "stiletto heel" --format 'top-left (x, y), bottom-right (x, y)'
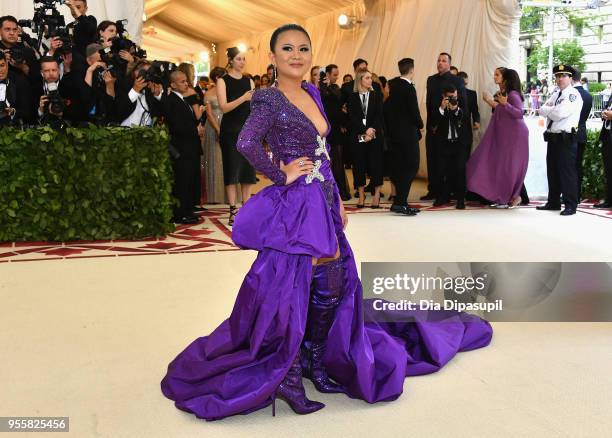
top-left (272, 394), bottom-right (276, 417)
top-left (228, 205), bottom-right (238, 226)
top-left (273, 354), bottom-right (325, 415)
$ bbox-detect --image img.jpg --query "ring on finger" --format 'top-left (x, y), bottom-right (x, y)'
top-left (298, 160), bottom-right (304, 167)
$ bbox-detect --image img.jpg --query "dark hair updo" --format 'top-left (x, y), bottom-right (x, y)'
top-left (226, 47), bottom-right (240, 68)
top-left (269, 24), bottom-right (311, 52)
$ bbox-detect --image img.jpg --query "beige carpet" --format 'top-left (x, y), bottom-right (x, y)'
top-left (1, 183), bottom-right (611, 438)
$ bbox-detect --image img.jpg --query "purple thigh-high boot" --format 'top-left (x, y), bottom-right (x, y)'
top-left (301, 257), bottom-right (348, 394)
top-left (274, 351), bottom-right (325, 415)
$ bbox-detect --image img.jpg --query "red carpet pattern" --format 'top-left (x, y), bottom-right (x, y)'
top-left (1, 201), bottom-right (609, 263)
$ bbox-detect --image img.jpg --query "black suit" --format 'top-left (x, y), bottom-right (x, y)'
top-left (0, 71), bottom-right (32, 126)
top-left (385, 77), bottom-right (423, 206)
top-left (465, 88), bottom-right (480, 156)
top-left (163, 92), bottom-right (202, 219)
top-left (347, 89), bottom-right (385, 188)
top-left (68, 15), bottom-right (98, 57)
top-left (0, 41), bottom-right (42, 92)
top-left (573, 84), bottom-right (593, 200)
top-left (341, 80), bottom-right (382, 107)
top-left (321, 83), bottom-right (350, 199)
top-left (430, 105), bottom-right (469, 203)
top-left (33, 72), bottom-right (92, 126)
top-left (425, 72), bottom-right (467, 196)
top-left (599, 95), bottom-right (612, 203)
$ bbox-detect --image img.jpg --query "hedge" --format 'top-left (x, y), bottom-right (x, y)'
top-left (0, 125), bottom-right (175, 242)
top-left (582, 129), bottom-right (607, 200)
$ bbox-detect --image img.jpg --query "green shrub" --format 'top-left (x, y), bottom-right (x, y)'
top-left (0, 125), bottom-right (175, 242)
top-left (582, 129), bottom-right (606, 200)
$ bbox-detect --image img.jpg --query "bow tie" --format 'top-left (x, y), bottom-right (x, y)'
top-left (0, 79), bottom-right (8, 85)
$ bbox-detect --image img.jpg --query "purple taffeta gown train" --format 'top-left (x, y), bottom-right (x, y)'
top-left (160, 83), bottom-right (493, 420)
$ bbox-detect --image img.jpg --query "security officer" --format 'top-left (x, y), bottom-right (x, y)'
top-left (536, 64), bottom-right (583, 216)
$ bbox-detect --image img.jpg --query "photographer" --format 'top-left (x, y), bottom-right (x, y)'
top-left (0, 51), bottom-right (32, 126)
top-left (116, 59), bottom-right (164, 127)
top-left (0, 16), bottom-right (42, 90)
top-left (80, 43), bottom-right (117, 124)
top-left (431, 83), bottom-right (469, 209)
top-left (35, 56), bottom-right (84, 127)
top-left (94, 20), bottom-right (141, 83)
top-left (64, 0), bottom-right (97, 57)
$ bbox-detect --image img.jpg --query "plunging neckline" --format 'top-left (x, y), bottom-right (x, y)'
top-left (275, 84), bottom-right (330, 138)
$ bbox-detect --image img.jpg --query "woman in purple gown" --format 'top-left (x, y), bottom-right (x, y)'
top-left (466, 68), bottom-right (529, 207)
top-left (160, 24), bottom-right (493, 421)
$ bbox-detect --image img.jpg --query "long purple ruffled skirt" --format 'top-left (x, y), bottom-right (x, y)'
top-left (161, 173), bottom-right (493, 420)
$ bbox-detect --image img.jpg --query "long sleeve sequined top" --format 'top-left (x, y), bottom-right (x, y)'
top-left (236, 83), bottom-right (332, 186)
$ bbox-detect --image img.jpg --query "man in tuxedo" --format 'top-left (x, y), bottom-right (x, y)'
top-left (320, 63), bottom-right (351, 201)
top-left (594, 93), bottom-right (612, 209)
top-left (385, 58), bottom-right (423, 216)
top-left (431, 83), bottom-right (469, 209)
top-left (423, 52), bottom-right (467, 200)
top-left (572, 70), bottom-right (593, 202)
top-left (0, 51), bottom-right (32, 126)
top-left (163, 70), bottom-right (203, 224)
top-left (116, 59), bottom-right (164, 127)
top-left (458, 71), bottom-right (480, 156)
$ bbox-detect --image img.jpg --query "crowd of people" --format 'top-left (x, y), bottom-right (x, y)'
top-left (2, 2), bottom-right (611, 224)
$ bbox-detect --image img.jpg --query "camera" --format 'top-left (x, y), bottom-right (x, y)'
top-left (447, 95), bottom-right (458, 106)
top-left (8, 46), bottom-right (26, 64)
top-left (0, 100), bottom-right (11, 120)
top-left (48, 28), bottom-right (73, 55)
top-left (319, 68), bottom-right (327, 91)
top-left (138, 61), bottom-right (176, 88)
top-left (19, 0), bottom-right (69, 55)
top-left (46, 81), bottom-right (66, 114)
top-left (93, 64), bottom-right (115, 89)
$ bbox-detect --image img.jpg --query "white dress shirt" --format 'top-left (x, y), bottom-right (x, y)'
top-left (121, 88), bottom-right (163, 127)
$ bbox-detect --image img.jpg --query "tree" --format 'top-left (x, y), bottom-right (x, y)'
top-left (526, 40), bottom-right (586, 77)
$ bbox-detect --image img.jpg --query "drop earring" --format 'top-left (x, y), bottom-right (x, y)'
top-left (273, 64), bottom-right (278, 85)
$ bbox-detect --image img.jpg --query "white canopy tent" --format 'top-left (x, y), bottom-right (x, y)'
top-left (2, 0), bottom-right (521, 172)
top-left (141, 0), bottom-right (521, 172)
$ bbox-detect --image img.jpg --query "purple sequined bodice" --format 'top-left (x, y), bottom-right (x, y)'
top-left (237, 83), bottom-right (333, 187)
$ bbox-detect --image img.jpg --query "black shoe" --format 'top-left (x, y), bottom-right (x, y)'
top-left (340, 194), bottom-right (351, 202)
top-left (433, 199), bottom-right (449, 207)
top-left (520, 200), bottom-right (530, 206)
top-left (192, 206), bottom-right (208, 213)
top-left (456, 200), bottom-right (465, 210)
top-left (390, 204), bottom-right (418, 216)
top-left (560, 208), bottom-right (576, 216)
top-left (420, 193), bottom-right (436, 201)
top-left (174, 215), bottom-right (199, 225)
top-left (593, 201), bottom-right (612, 209)
top-left (407, 205), bottom-right (421, 213)
top-left (536, 204), bottom-right (561, 211)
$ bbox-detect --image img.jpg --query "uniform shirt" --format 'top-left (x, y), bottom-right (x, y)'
top-left (539, 85), bottom-right (583, 133)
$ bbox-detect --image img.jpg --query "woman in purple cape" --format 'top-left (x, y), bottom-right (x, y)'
top-left (466, 68), bottom-right (529, 207)
top-left (161, 24), bottom-right (493, 421)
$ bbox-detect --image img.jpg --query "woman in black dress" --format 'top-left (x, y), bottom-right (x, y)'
top-left (216, 47), bottom-right (256, 225)
top-left (347, 69), bottom-right (385, 208)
